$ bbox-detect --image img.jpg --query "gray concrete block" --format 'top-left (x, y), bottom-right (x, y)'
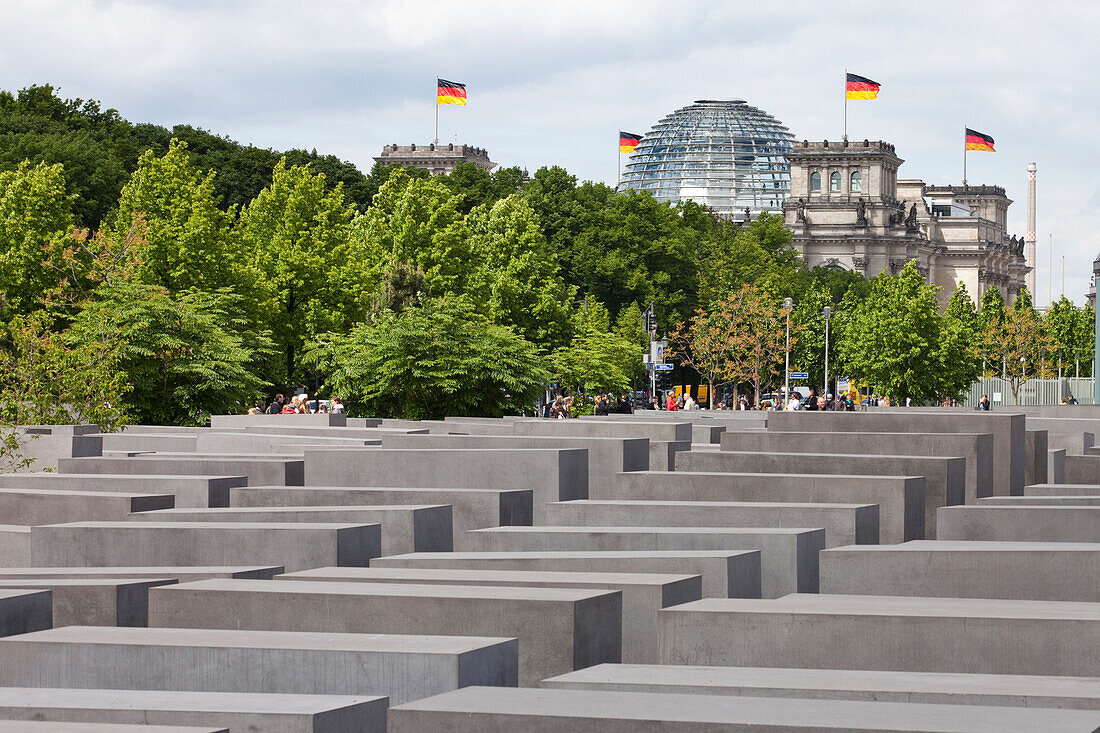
top-left (98, 432), bottom-right (198, 453)
top-left (1026, 429), bottom-right (1049, 488)
top-left (210, 413), bottom-right (347, 428)
top-left (720, 431), bottom-right (993, 502)
top-left (650, 440), bottom-right (691, 471)
top-left (195, 431), bottom-right (377, 453)
top-left (1064, 454), bottom-right (1100, 484)
top-left (303, 447), bottom-right (586, 523)
top-left (0, 589), bottom-right (51, 637)
top-left (659, 594), bottom-right (1100, 676)
top-left (0, 567), bottom-right (282, 582)
top-left (767, 411), bottom-right (1026, 496)
top-left (58, 456), bottom-right (303, 487)
top-left (0, 578), bottom-right (176, 626)
top-left (463, 526), bottom-right (823, 596)
top-left (1050, 448), bottom-right (1067, 483)
top-left (0, 722), bottom-right (227, 733)
top-left (0, 488), bottom-right (173, 524)
top-left (1027, 484), bottom-right (1100, 497)
top-left (979, 495), bottom-right (1100, 506)
top-left (130, 505), bottom-right (453, 554)
top-left (541, 663), bottom-right (1100, 710)
top-left (229, 486), bottom-right (532, 547)
top-left (612, 471), bottom-right (923, 544)
top-left (6, 428), bottom-right (103, 472)
top-left (387, 686), bottom-right (1100, 732)
top-left (0, 625), bottom-right (515, 704)
top-left (510, 418), bottom-right (692, 443)
top-left (148, 578), bottom-right (621, 686)
top-left (380, 434), bottom-right (648, 499)
top-left (937, 505), bottom-right (1100, 542)
top-left (819, 541), bottom-right (1100, 601)
top-left (30, 521), bottom-right (382, 572)
top-left (372, 550), bottom-right (761, 599)
top-left (546, 499), bottom-right (880, 547)
top-left (677, 451), bottom-right (962, 538)
top-left (279, 566), bottom-right (700, 664)
top-left (0, 687), bottom-right (386, 733)
top-left (0, 525), bottom-right (31, 566)
top-left (0, 473), bottom-right (245, 508)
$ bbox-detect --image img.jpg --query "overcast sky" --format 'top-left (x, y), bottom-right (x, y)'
top-left (1, 0), bottom-right (1097, 303)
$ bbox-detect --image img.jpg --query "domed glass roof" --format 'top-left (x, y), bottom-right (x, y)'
top-left (620, 99), bottom-right (796, 217)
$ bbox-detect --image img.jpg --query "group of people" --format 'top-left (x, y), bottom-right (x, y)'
top-left (785, 388), bottom-right (858, 411)
top-left (250, 388), bottom-right (344, 415)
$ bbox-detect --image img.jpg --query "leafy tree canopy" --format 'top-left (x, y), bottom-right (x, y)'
top-left (314, 295), bottom-right (547, 419)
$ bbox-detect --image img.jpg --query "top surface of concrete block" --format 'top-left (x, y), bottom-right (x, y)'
top-left (387, 685), bottom-right (1100, 732)
top-left (0, 686), bottom-right (385, 715)
top-left (5, 624), bottom-right (512, 653)
top-left (0, 723), bottom-right (228, 733)
top-left (677, 593), bottom-right (1100, 621)
top-left (160, 577), bottom-right (617, 604)
top-left (542, 663), bottom-right (1100, 708)
top-left (279, 567), bottom-right (698, 587)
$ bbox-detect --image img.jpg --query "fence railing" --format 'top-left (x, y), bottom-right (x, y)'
top-left (962, 377), bottom-right (1095, 407)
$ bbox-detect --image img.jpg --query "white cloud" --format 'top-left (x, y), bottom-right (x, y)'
top-left (0, 0), bottom-right (1096, 302)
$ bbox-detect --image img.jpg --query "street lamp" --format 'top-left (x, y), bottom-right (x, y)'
top-left (822, 306), bottom-right (832, 401)
top-left (783, 297), bottom-right (793, 409)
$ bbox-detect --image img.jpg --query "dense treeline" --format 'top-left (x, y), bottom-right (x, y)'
top-left (0, 85), bottom-right (1093, 423)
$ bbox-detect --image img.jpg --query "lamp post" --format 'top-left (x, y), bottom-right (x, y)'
top-left (822, 306), bottom-right (832, 401)
top-left (784, 297), bottom-right (793, 410)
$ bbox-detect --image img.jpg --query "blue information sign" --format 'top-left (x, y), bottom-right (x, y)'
top-left (790, 372), bottom-right (809, 379)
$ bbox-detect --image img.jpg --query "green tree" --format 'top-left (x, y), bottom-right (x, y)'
top-left (977, 293), bottom-right (1054, 404)
top-left (944, 282), bottom-right (982, 378)
top-left (837, 262), bottom-right (976, 404)
top-left (0, 161), bottom-right (74, 316)
top-left (1045, 296), bottom-right (1094, 378)
top-left (464, 195), bottom-right (575, 349)
top-left (355, 167), bottom-right (472, 294)
top-left (70, 284), bottom-right (268, 425)
top-left (977, 286), bottom-right (1006, 332)
top-left (0, 311), bottom-right (129, 430)
top-left (716, 283), bottom-right (791, 407)
top-left (549, 302), bottom-right (638, 401)
top-left (237, 158), bottom-right (363, 384)
top-left (315, 295), bottom-right (546, 419)
top-left (107, 139), bottom-right (245, 294)
top-left (697, 212), bottom-right (799, 305)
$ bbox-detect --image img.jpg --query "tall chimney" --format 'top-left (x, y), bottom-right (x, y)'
top-left (1026, 162), bottom-right (1037, 297)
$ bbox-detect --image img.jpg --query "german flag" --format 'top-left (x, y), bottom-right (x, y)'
top-left (437, 78), bottom-right (467, 106)
top-left (846, 73), bottom-right (880, 100)
top-left (965, 128), bottom-right (995, 152)
top-left (619, 131), bottom-right (642, 153)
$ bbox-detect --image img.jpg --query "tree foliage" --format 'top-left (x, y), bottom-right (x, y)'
top-left (977, 292), bottom-right (1054, 403)
top-left (837, 262), bottom-right (976, 404)
top-left (70, 284), bottom-right (268, 425)
top-left (315, 295), bottom-right (547, 419)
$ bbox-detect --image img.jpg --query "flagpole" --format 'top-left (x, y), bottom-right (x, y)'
top-left (843, 69), bottom-right (848, 141)
top-left (434, 82), bottom-right (439, 145)
top-left (962, 127), bottom-right (967, 186)
top-left (617, 149), bottom-right (621, 189)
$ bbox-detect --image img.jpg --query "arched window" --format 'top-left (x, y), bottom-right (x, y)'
top-left (810, 171), bottom-right (821, 192)
top-left (850, 170), bottom-right (862, 192)
top-left (830, 171), bottom-right (842, 192)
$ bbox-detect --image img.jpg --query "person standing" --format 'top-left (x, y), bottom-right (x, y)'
top-left (804, 388), bottom-right (819, 411)
top-left (978, 394), bottom-right (991, 411)
top-left (666, 392), bottom-right (678, 411)
top-left (266, 394), bottom-right (285, 414)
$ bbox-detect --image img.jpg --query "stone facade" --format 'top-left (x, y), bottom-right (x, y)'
top-left (374, 143), bottom-right (495, 176)
top-left (782, 140), bottom-right (1029, 306)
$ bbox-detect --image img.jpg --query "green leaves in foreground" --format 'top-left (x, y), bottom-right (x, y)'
top-left (314, 295), bottom-right (547, 419)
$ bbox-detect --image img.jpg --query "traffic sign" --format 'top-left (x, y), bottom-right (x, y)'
top-left (654, 363), bottom-right (674, 371)
top-left (790, 372), bottom-right (809, 379)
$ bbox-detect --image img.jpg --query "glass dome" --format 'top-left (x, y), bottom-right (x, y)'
top-left (620, 99), bottom-right (796, 217)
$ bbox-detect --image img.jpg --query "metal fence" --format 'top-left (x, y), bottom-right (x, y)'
top-left (961, 377), bottom-right (1095, 407)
